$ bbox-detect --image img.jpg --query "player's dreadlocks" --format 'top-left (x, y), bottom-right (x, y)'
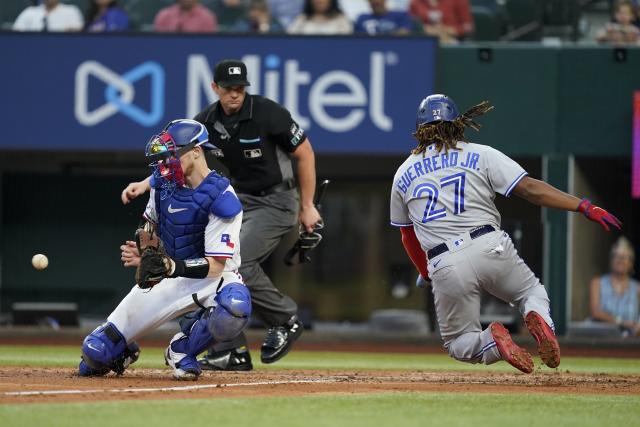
top-left (412, 101), bottom-right (494, 155)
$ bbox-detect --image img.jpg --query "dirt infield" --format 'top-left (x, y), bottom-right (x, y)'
top-left (1, 368), bottom-right (638, 404)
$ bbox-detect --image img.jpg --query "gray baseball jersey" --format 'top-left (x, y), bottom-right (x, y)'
top-left (390, 141), bottom-right (554, 368)
top-left (390, 142), bottom-right (527, 249)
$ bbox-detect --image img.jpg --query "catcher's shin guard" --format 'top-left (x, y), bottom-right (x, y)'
top-left (166, 310), bottom-right (216, 380)
top-left (209, 283), bottom-right (251, 342)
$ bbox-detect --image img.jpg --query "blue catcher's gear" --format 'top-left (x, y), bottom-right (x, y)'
top-left (152, 172), bottom-right (242, 260)
top-left (165, 284), bottom-right (250, 380)
top-left (146, 119), bottom-right (212, 200)
top-left (416, 94), bottom-right (460, 129)
top-left (210, 283), bottom-right (252, 341)
top-left (165, 311), bottom-right (214, 380)
top-left (79, 323), bottom-right (140, 376)
top-left (163, 119), bottom-right (215, 150)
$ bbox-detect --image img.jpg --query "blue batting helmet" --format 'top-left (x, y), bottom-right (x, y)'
top-left (415, 94), bottom-right (460, 129)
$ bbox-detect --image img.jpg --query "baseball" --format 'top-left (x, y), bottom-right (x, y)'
top-left (32, 254), bottom-right (49, 270)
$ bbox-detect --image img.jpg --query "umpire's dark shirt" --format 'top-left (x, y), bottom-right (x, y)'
top-left (194, 95), bottom-right (307, 194)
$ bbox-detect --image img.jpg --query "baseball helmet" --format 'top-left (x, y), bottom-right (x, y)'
top-left (415, 94), bottom-right (460, 129)
top-left (163, 119), bottom-right (215, 150)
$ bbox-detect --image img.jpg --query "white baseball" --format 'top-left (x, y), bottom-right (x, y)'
top-left (32, 254), bottom-right (49, 270)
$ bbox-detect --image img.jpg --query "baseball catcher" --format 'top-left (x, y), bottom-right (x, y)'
top-left (78, 119), bottom-right (251, 380)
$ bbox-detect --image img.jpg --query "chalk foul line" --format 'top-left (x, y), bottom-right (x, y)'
top-left (4, 377), bottom-right (346, 397)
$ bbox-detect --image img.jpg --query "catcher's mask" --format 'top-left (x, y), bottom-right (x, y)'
top-left (145, 132), bottom-right (185, 200)
top-left (145, 119), bottom-right (213, 199)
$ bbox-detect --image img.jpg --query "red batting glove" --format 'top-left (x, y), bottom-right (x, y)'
top-left (577, 199), bottom-right (622, 232)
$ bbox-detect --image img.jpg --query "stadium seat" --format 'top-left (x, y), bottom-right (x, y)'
top-left (541, 0), bottom-right (580, 40)
top-left (125, 0), bottom-right (174, 31)
top-left (471, 6), bottom-right (503, 41)
top-left (0, 0), bottom-right (33, 29)
top-left (504, 0), bottom-right (543, 41)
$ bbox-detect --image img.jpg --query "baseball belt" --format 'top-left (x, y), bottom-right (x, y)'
top-left (427, 224), bottom-right (495, 259)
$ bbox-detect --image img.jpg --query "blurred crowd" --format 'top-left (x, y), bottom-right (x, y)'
top-left (7, 0), bottom-right (640, 45)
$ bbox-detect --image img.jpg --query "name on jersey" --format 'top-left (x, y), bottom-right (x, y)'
top-left (396, 151), bottom-right (480, 194)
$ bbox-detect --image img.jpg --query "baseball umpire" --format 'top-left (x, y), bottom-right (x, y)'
top-left (391, 94), bottom-right (621, 373)
top-left (121, 59), bottom-right (321, 371)
top-left (81, 119), bottom-right (251, 380)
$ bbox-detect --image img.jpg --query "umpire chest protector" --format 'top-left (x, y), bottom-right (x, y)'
top-left (153, 172), bottom-right (240, 260)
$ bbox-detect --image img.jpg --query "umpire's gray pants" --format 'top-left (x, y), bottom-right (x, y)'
top-left (213, 189), bottom-right (300, 351)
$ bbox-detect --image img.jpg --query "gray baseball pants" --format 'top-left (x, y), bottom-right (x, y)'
top-left (428, 230), bottom-right (554, 365)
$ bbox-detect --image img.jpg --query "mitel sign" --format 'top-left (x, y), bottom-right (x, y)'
top-left (1, 34), bottom-right (436, 153)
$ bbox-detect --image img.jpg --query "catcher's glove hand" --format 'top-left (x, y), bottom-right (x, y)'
top-left (134, 228), bottom-right (172, 289)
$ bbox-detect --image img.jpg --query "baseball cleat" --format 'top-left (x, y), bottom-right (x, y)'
top-left (525, 311), bottom-right (561, 368)
top-left (199, 346), bottom-right (253, 371)
top-left (490, 322), bottom-right (534, 374)
top-left (261, 318), bottom-right (304, 364)
top-left (164, 333), bottom-right (201, 381)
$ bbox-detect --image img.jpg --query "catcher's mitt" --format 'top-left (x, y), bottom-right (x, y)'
top-left (135, 228), bottom-right (172, 289)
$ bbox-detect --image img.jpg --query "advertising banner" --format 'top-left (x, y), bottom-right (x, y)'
top-left (0, 33), bottom-right (437, 153)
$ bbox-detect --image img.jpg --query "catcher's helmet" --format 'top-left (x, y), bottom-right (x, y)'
top-left (163, 119), bottom-right (214, 150)
top-left (416, 94), bottom-right (460, 129)
top-left (146, 119), bottom-right (211, 199)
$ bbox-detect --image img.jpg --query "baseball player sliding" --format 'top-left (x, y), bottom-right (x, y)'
top-left (391, 94), bottom-right (621, 373)
top-left (79, 119), bottom-right (251, 380)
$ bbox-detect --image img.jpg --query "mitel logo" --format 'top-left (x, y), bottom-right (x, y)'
top-left (187, 52), bottom-right (396, 133)
top-left (74, 61), bottom-right (165, 127)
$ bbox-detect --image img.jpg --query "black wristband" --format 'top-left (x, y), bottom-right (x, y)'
top-left (170, 258), bottom-right (210, 279)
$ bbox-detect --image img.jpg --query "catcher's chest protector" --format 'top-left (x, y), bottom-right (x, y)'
top-left (154, 172), bottom-right (236, 260)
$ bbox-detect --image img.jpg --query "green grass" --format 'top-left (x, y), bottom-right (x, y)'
top-left (1, 345), bottom-right (639, 427)
top-left (1, 393), bottom-right (639, 427)
top-left (0, 345), bottom-right (638, 375)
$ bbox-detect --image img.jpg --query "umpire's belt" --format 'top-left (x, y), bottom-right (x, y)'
top-left (427, 225), bottom-right (495, 259)
top-left (241, 179), bottom-right (296, 197)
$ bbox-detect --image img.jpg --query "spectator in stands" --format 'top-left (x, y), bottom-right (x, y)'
top-left (597, 0), bottom-right (640, 45)
top-left (355, 0), bottom-right (412, 35)
top-left (408, 0), bottom-right (473, 43)
top-left (233, 0), bottom-right (284, 33)
top-left (288, 0), bottom-right (353, 34)
top-left (589, 237), bottom-right (640, 337)
top-left (13, 0), bottom-right (83, 32)
top-left (268, 0), bottom-right (303, 28)
top-left (154, 0), bottom-right (218, 33)
top-left (212, 0), bottom-right (249, 31)
top-left (85, 0), bottom-right (130, 32)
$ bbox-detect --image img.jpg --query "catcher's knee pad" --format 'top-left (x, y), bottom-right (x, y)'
top-left (209, 283), bottom-right (251, 342)
top-left (81, 323), bottom-right (126, 373)
top-left (81, 323), bottom-right (139, 375)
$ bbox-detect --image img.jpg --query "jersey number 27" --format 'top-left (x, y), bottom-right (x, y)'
top-left (413, 172), bottom-right (466, 223)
